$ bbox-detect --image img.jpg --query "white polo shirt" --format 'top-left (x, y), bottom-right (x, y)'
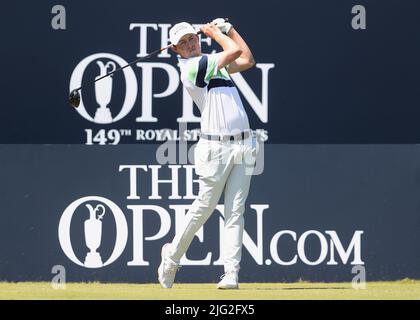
top-left (177, 53), bottom-right (250, 135)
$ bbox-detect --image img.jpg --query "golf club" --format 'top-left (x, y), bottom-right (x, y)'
top-left (69, 18), bottom-right (229, 108)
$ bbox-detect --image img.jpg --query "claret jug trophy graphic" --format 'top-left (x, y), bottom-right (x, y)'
top-left (94, 61), bottom-right (116, 123)
top-left (84, 204), bottom-right (106, 267)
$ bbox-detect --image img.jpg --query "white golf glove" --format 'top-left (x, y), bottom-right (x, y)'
top-left (212, 18), bottom-right (233, 34)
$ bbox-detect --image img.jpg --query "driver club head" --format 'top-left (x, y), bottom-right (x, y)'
top-left (69, 89), bottom-right (80, 108)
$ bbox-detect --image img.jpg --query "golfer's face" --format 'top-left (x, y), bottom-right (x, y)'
top-left (176, 34), bottom-right (200, 58)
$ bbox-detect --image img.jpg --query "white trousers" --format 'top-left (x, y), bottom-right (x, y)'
top-left (169, 136), bottom-right (257, 273)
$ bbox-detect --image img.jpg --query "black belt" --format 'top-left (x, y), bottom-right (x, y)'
top-left (207, 78), bottom-right (234, 90)
top-left (200, 131), bottom-right (251, 142)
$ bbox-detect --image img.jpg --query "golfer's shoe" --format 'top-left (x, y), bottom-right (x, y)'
top-left (158, 243), bottom-right (180, 288)
top-left (217, 271), bottom-right (239, 289)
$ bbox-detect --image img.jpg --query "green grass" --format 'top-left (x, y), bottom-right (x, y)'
top-left (0, 280), bottom-right (419, 300)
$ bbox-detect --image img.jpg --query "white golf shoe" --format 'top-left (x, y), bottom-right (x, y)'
top-left (158, 243), bottom-right (180, 288)
top-left (217, 271), bottom-right (239, 289)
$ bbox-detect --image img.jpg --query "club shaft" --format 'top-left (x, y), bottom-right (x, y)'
top-left (73, 19), bottom-right (227, 92)
top-left (74, 45), bottom-right (172, 91)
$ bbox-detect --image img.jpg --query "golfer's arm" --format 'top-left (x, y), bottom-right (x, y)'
top-left (213, 33), bottom-right (243, 70)
top-left (226, 27), bottom-right (256, 74)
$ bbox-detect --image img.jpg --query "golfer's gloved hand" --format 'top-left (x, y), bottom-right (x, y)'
top-left (211, 18), bottom-right (232, 35)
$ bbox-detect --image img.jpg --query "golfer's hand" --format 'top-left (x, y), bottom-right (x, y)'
top-left (200, 23), bottom-right (223, 39)
top-left (211, 18), bottom-right (232, 34)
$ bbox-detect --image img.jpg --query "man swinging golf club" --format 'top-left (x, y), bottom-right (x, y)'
top-left (158, 18), bottom-right (257, 289)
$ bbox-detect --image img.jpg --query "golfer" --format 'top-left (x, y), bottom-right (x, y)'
top-left (158, 18), bottom-right (257, 289)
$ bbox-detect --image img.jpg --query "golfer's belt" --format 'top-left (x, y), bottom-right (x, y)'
top-left (200, 131), bottom-right (252, 142)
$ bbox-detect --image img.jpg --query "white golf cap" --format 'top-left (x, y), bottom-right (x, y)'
top-left (169, 22), bottom-right (197, 45)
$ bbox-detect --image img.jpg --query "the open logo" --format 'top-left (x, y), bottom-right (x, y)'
top-left (69, 53), bottom-right (138, 124)
top-left (58, 196), bottom-right (128, 268)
